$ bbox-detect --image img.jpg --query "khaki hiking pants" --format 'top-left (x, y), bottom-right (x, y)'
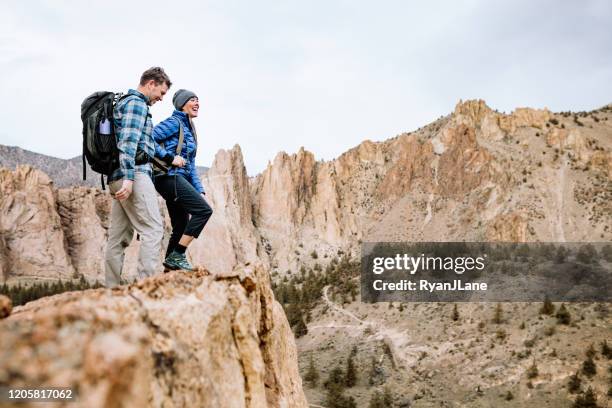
top-left (104, 172), bottom-right (163, 287)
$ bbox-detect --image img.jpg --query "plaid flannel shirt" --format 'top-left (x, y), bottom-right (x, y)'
top-left (109, 89), bottom-right (154, 182)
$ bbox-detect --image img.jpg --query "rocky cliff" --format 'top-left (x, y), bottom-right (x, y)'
top-left (0, 264), bottom-right (308, 408)
top-left (251, 100), bottom-right (611, 273)
top-left (0, 100), bottom-right (610, 283)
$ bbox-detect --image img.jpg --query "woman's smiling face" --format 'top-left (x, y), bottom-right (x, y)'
top-left (182, 97), bottom-right (199, 118)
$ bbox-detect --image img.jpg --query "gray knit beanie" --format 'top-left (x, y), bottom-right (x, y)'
top-left (172, 89), bottom-right (197, 110)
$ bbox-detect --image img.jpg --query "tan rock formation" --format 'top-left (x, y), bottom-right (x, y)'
top-left (0, 264), bottom-right (307, 408)
top-left (589, 150), bottom-right (612, 178)
top-left (453, 99), bottom-right (552, 140)
top-left (191, 145), bottom-right (264, 274)
top-left (1, 100), bottom-right (610, 283)
top-left (498, 107), bottom-right (551, 133)
top-left (56, 187), bottom-right (111, 283)
top-left (485, 211), bottom-right (528, 242)
top-left (0, 294), bottom-right (11, 318)
top-left (0, 166), bottom-right (75, 283)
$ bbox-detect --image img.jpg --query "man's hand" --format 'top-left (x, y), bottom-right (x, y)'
top-left (172, 155), bottom-right (186, 167)
top-left (201, 192), bottom-right (206, 199)
top-left (114, 179), bottom-right (134, 201)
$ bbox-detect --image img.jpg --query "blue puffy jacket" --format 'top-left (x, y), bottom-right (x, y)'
top-left (153, 110), bottom-right (204, 193)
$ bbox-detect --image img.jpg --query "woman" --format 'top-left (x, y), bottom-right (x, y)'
top-left (153, 89), bottom-right (213, 271)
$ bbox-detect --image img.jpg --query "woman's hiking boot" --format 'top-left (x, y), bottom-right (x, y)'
top-left (163, 250), bottom-right (194, 271)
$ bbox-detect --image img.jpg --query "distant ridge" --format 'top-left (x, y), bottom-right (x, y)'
top-left (0, 144), bottom-right (209, 188)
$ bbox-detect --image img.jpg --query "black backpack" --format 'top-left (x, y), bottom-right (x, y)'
top-left (80, 91), bottom-right (127, 189)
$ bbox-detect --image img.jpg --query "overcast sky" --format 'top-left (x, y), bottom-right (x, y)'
top-left (1, 1), bottom-right (611, 175)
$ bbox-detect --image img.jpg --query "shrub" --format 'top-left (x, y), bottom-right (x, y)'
top-left (345, 353), bottom-right (357, 387)
top-left (540, 296), bottom-right (555, 315)
top-left (556, 304), bottom-right (571, 325)
top-left (601, 340), bottom-right (612, 359)
top-left (452, 304), bottom-right (459, 321)
top-left (568, 371), bottom-right (581, 394)
top-left (493, 303), bottom-right (504, 324)
top-left (369, 387), bottom-right (392, 408)
top-left (527, 360), bottom-right (538, 378)
top-left (304, 355), bottom-right (320, 387)
top-left (572, 387), bottom-right (598, 408)
top-left (586, 344), bottom-right (597, 359)
top-left (582, 356), bottom-right (596, 377)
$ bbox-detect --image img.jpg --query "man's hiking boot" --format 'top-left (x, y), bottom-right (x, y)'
top-left (163, 250), bottom-right (194, 271)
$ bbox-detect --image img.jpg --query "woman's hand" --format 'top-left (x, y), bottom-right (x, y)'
top-left (172, 155), bottom-right (186, 167)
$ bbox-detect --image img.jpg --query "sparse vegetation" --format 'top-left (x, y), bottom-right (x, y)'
top-left (582, 355), bottom-right (597, 378)
top-left (540, 296), bottom-right (555, 315)
top-left (527, 360), bottom-right (539, 379)
top-left (304, 355), bottom-right (320, 387)
top-left (601, 340), bottom-right (612, 359)
top-left (493, 303), bottom-right (504, 324)
top-left (568, 371), bottom-right (582, 394)
top-left (345, 349), bottom-right (357, 387)
top-left (324, 366), bottom-right (356, 408)
top-left (368, 387), bottom-right (392, 408)
top-left (452, 304), bottom-right (459, 321)
top-left (272, 255), bottom-right (359, 337)
top-left (556, 304), bottom-right (571, 325)
top-left (0, 276), bottom-right (102, 307)
top-left (572, 386), bottom-right (599, 408)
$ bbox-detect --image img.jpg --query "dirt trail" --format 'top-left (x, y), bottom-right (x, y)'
top-left (319, 285), bottom-right (424, 369)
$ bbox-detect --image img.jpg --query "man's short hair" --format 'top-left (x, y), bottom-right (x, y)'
top-left (140, 67), bottom-right (172, 88)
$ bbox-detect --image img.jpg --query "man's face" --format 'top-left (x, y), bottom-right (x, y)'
top-left (145, 81), bottom-right (169, 106)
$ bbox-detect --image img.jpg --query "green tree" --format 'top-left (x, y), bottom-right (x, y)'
top-left (345, 353), bottom-right (357, 387)
top-left (573, 386), bottom-right (599, 408)
top-left (582, 356), bottom-right (596, 378)
top-left (527, 359), bottom-right (538, 379)
top-left (325, 385), bottom-right (356, 408)
top-left (555, 246), bottom-right (567, 264)
top-left (576, 244), bottom-right (597, 264)
top-left (601, 244), bottom-right (612, 262)
top-left (586, 344), bottom-right (597, 359)
top-left (493, 303), bottom-right (503, 324)
top-left (556, 304), bottom-right (571, 325)
top-left (304, 355), bottom-right (319, 387)
top-left (540, 295), bottom-right (555, 315)
top-left (368, 390), bottom-right (385, 408)
top-left (382, 387), bottom-right (393, 406)
top-left (568, 371), bottom-right (581, 394)
top-left (293, 315), bottom-right (308, 338)
top-left (324, 366), bottom-right (345, 390)
top-left (324, 366), bottom-right (356, 408)
top-left (601, 340), bottom-right (611, 359)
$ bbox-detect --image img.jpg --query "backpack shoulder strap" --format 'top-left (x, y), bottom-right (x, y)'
top-left (189, 118), bottom-right (198, 144)
top-left (174, 118), bottom-right (185, 156)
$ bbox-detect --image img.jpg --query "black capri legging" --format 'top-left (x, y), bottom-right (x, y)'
top-left (154, 174), bottom-right (213, 257)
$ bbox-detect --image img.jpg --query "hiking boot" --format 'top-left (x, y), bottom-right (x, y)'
top-left (163, 250), bottom-right (194, 271)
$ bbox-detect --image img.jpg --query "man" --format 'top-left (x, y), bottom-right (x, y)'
top-left (104, 67), bottom-right (172, 287)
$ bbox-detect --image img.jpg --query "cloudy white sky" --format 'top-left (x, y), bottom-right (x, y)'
top-left (1, 1), bottom-right (611, 175)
